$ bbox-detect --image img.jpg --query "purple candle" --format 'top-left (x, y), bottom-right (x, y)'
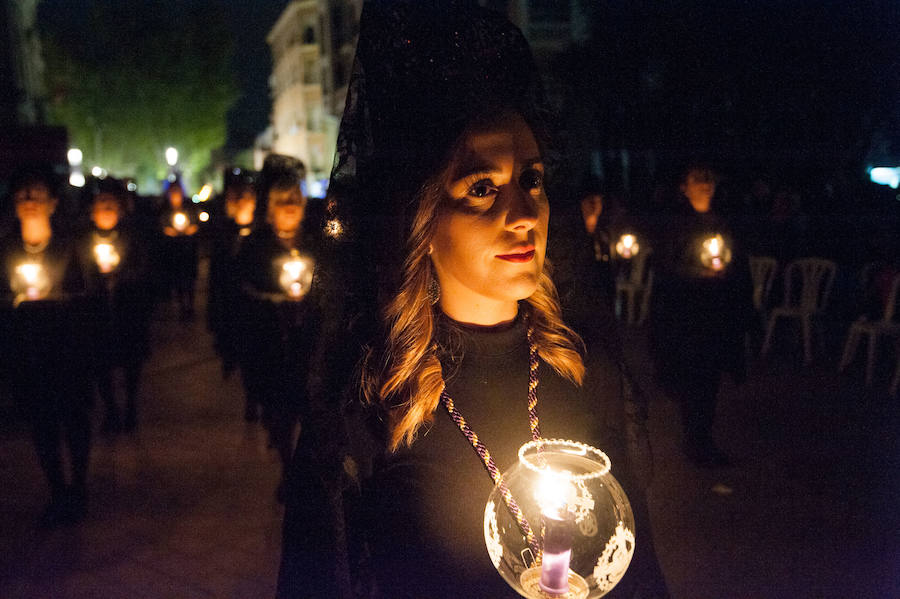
top-left (539, 512), bottom-right (574, 596)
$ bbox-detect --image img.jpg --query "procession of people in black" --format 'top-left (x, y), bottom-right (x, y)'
top-left (5, 3), bottom-right (897, 597)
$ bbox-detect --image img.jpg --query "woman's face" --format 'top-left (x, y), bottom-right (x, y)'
top-left (14, 183), bottom-right (57, 224)
top-left (267, 186), bottom-right (305, 234)
top-left (92, 193), bottom-right (121, 230)
top-left (167, 186), bottom-right (184, 208)
top-left (430, 113), bottom-right (548, 325)
top-left (681, 170), bottom-right (715, 213)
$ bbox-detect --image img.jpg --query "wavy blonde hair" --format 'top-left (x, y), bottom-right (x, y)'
top-left (362, 116), bottom-right (585, 451)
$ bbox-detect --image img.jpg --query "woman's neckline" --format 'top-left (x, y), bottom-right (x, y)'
top-left (437, 308), bottom-right (527, 357)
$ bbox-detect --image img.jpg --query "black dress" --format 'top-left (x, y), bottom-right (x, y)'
top-left (0, 233), bottom-right (93, 505)
top-left (236, 226), bottom-right (320, 475)
top-left (207, 217), bottom-right (253, 371)
top-left (277, 309), bottom-right (667, 599)
top-left (157, 202), bottom-right (199, 311)
top-left (648, 201), bottom-right (754, 456)
top-left (76, 224), bottom-right (152, 428)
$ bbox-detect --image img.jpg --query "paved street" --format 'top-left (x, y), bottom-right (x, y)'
top-left (1, 262), bottom-right (898, 598)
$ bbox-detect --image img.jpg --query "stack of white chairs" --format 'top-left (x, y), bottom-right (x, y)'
top-left (761, 257), bottom-right (837, 364)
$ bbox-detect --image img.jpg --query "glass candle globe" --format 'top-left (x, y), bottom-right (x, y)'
top-left (279, 250), bottom-right (315, 298)
top-left (614, 234), bottom-right (640, 259)
top-left (699, 234), bottom-right (732, 271)
top-left (484, 439), bottom-right (635, 599)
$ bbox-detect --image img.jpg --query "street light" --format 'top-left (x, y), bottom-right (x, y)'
top-left (67, 148), bottom-right (83, 166)
top-left (165, 147), bottom-right (179, 167)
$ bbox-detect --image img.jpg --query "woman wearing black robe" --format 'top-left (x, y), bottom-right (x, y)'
top-left (277, 3), bottom-right (669, 598)
top-left (649, 164), bottom-right (754, 466)
top-left (0, 170), bottom-right (92, 527)
top-left (77, 178), bottom-right (151, 433)
top-left (236, 168), bottom-right (319, 500)
top-left (158, 179), bottom-right (199, 319)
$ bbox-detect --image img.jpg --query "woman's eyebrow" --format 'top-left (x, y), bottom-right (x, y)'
top-left (450, 163), bottom-right (502, 182)
top-left (451, 157), bottom-right (544, 182)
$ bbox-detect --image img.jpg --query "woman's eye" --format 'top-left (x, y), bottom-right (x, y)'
top-left (519, 168), bottom-right (543, 192)
top-left (466, 179), bottom-right (498, 199)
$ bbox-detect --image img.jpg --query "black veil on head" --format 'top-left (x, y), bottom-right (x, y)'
top-left (326, 0), bottom-right (552, 306)
top-left (305, 0), bottom-right (553, 413)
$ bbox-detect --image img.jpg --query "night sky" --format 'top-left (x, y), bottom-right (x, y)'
top-left (220, 0), bottom-right (291, 152)
top-left (34, 0), bottom-right (900, 194)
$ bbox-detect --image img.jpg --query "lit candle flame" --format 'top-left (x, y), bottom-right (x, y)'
top-left (279, 252), bottom-right (315, 298)
top-left (15, 262), bottom-right (45, 300)
top-left (16, 263), bottom-right (42, 286)
top-left (94, 242), bottom-right (120, 273)
top-left (615, 233), bottom-right (640, 259)
top-left (700, 234), bottom-right (731, 271)
top-left (173, 212), bottom-right (188, 231)
top-left (535, 468), bottom-right (577, 596)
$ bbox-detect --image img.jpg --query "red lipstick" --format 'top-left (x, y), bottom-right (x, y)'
top-left (496, 247), bottom-right (536, 263)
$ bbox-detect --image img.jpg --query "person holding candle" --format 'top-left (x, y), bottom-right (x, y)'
top-left (648, 163), bottom-right (754, 467)
top-left (158, 178), bottom-right (199, 320)
top-left (0, 169), bottom-right (93, 527)
top-left (77, 177), bottom-right (151, 433)
top-left (236, 163), bottom-right (320, 500)
top-left (277, 3), bottom-right (669, 597)
top-left (207, 170), bottom-right (257, 391)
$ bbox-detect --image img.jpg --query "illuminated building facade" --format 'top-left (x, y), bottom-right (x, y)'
top-left (263, 0), bottom-right (362, 187)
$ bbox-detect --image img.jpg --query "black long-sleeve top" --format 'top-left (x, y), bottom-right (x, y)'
top-left (0, 233), bottom-right (91, 401)
top-left (75, 225), bottom-right (152, 366)
top-left (648, 201), bottom-right (755, 388)
top-left (276, 305), bottom-right (665, 599)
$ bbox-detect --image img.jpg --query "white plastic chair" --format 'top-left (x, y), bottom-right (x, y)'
top-left (614, 249), bottom-right (653, 325)
top-left (761, 257), bottom-right (837, 364)
top-left (749, 256), bottom-right (778, 311)
top-left (839, 272), bottom-right (900, 386)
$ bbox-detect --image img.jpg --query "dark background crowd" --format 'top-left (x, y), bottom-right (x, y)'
top-left (1, 1), bottom-right (899, 598)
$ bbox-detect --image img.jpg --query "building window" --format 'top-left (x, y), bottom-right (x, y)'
top-left (303, 25), bottom-right (315, 44)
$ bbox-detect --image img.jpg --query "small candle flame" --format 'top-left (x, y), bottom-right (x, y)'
top-left (700, 234), bottom-right (730, 271)
top-left (173, 212), bottom-right (188, 231)
top-left (16, 263), bottom-right (42, 286)
top-left (279, 253), bottom-right (315, 298)
top-left (615, 233), bottom-right (640, 259)
top-left (94, 242), bottom-right (120, 273)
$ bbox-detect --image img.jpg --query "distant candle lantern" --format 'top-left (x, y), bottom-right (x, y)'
top-left (172, 212), bottom-right (188, 232)
top-left (699, 234), bottom-right (732, 272)
top-left (14, 262), bottom-right (48, 300)
top-left (93, 242), bottom-right (121, 274)
top-left (614, 234), bottom-right (640, 259)
top-left (485, 439), bottom-right (635, 599)
top-left (279, 250), bottom-right (315, 299)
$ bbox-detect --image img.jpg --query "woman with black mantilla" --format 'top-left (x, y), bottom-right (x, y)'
top-left (77, 177), bottom-right (152, 434)
top-left (648, 163), bottom-right (754, 467)
top-left (277, 2), bottom-right (669, 597)
top-left (236, 163), bottom-right (319, 501)
top-left (0, 169), bottom-right (92, 527)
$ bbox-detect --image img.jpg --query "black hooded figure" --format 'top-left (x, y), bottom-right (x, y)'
top-left (277, 2), bottom-right (669, 598)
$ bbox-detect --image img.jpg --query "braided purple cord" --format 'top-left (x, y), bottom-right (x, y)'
top-left (526, 325), bottom-right (541, 443)
top-left (440, 389), bottom-right (542, 559)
